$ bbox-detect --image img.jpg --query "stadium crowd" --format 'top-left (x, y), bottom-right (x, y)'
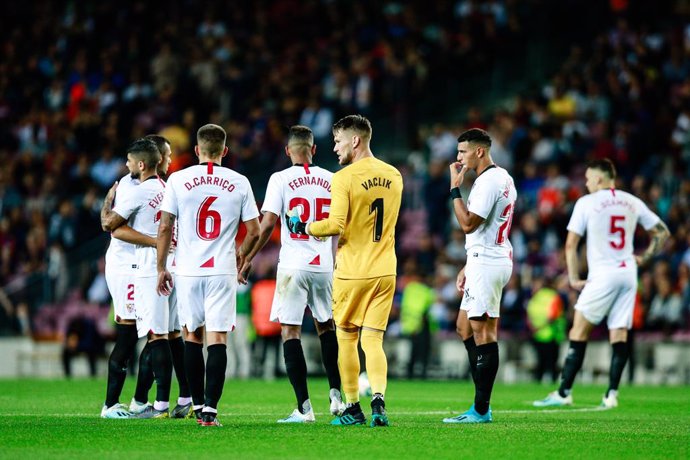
top-left (0, 0), bottom-right (688, 375)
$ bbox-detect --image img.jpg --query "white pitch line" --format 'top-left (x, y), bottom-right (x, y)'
top-left (6, 406), bottom-right (609, 418)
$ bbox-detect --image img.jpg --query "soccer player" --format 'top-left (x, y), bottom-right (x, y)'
top-left (286, 115), bottom-right (403, 427)
top-left (239, 125), bottom-right (344, 423)
top-left (156, 124), bottom-right (260, 427)
top-left (128, 134), bottom-right (193, 419)
top-left (534, 159), bottom-right (669, 408)
top-left (100, 142), bottom-right (156, 419)
top-left (443, 128), bottom-right (516, 424)
top-left (102, 138), bottom-right (174, 418)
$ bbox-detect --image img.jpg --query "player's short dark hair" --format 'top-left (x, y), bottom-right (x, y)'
top-left (457, 128), bottom-right (492, 149)
top-left (197, 124), bottom-right (227, 158)
top-left (145, 134), bottom-right (171, 155)
top-left (332, 114), bottom-right (372, 140)
top-left (587, 158), bottom-right (617, 179)
top-left (127, 138), bottom-right (161, 169)
top-left (288, 125), bottom-right (314, 147)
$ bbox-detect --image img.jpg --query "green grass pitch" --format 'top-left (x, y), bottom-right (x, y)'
top-left (0, 378), bottom-right (687, 459)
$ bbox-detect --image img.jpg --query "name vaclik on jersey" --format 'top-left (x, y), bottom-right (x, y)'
top-left (361, 177), bottom-right (392, 191)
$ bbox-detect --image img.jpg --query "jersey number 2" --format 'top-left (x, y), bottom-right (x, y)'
top-left (496, 203), bottom-right (514, 245)
top-left (197, 196), bottom-right (221, 241)
top-left (609, 215), bottom-right (625, 250)
top-left (288, 197), bottom-right (330, 241)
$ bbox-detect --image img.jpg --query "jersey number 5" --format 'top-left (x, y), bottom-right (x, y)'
top-left (197, 196), bottom-right (221, 241)
top-left (288, 197), bottom-right (330, 241)
top-left (609, 215), bottom-right (625, 250)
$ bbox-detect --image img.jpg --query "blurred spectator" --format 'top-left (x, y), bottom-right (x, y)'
top-left (62, 316), bottom-right (105, 378)
top-left (251, 277), bottom-right (282, 379)
top-left (400, 262), bottom-right (435, 379)
top-left (227, 282), bottom-right (252, 379)
top-left (526, 275), bottom-right (566, 383)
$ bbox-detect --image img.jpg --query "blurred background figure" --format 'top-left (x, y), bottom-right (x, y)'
top-left (227, 282), bottom-right (252, 379)
top-left (251, 275), bottom-right (282, 380)
top-left (400, 259), bottom-right (435, 379)
top-left (526, 274), bottom-right (566, 383)
top-left (62, 315), bottom-right (105, 378)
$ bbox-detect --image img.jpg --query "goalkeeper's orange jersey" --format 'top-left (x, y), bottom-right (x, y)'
top-left (309, 156), bottom-right (403, 279)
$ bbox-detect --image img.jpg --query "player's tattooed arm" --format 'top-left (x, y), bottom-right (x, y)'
top-left (100, 181), bottom-right (128, 232)
top-left (636, 221), bottom-right (670, 267)
top-left (156, 212), bottom-right (176, 272)
top-left (565, 231), bottom-right (586, 290)
top-left (156, 212), bottom-right (176, 296)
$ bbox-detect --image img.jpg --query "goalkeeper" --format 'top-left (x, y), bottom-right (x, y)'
top-left (287, 115), bottom-right (403, 427)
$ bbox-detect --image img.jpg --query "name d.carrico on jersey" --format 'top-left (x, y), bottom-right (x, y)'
top-left (361, 177), bottom-right (392, 191)
top-left (184, 175), bottom-right (236, 193)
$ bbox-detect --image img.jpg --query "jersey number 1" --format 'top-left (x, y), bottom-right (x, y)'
top-left (370, 198), bottom-right (384, 242)
top-left (197, 196), bottom-right (221, 241)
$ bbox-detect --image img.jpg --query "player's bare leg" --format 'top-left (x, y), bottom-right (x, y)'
top-left (315, 319), bottom-right (344, 416)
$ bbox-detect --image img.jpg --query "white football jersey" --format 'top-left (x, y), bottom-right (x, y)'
top-left (465, 166), bottom-right (517, 265)
top-left (112, 176), bottom-right (167, 277)
top-left (567, 188), bottom-right (660, 275)
top-left (262, 164), bottom-right (334, 273)
top-left (160, 162), bottom-right (260, 276)
top-left (105, 174), bottom-right (140, 275)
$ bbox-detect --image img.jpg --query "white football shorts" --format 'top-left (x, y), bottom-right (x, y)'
top-left (105, 269), bottom-right (136, 322)
top-left (134, 275), bottom-right (171, 338)
top-left (460, 261), bottom-right (512, 318)
top-left (270, 269), bottom-right (333, 325)
top-left (175, 274), bottom-right (237, 332)
top-left (575, 270), bottom-right (637, 329)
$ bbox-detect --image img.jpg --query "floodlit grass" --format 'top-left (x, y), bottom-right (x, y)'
top-left (0, 378), bottom-right (687, 459)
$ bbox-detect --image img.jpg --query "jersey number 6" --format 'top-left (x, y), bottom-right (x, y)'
top-left (196, 196), bottom-right (221, 241)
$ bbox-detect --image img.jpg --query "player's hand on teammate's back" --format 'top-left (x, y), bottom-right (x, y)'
top-left (285, 209), bottom-right (307, 235)
top-left (157, 269), bottom-right (174, 296)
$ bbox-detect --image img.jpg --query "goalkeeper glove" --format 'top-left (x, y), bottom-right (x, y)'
top-left (285, 210), bottom-right (307, 235)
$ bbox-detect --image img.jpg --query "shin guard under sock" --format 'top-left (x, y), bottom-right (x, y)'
top-left (105, 323), bottom-right (138, 408)
top-left (204, 344), bottom-right (227, 410)
top-left (283, 339), bottom-right (309, 411)
top-left (558, 341), bottom-right (587, 397)
top-left (473, 342), bottom-right (499, 415)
